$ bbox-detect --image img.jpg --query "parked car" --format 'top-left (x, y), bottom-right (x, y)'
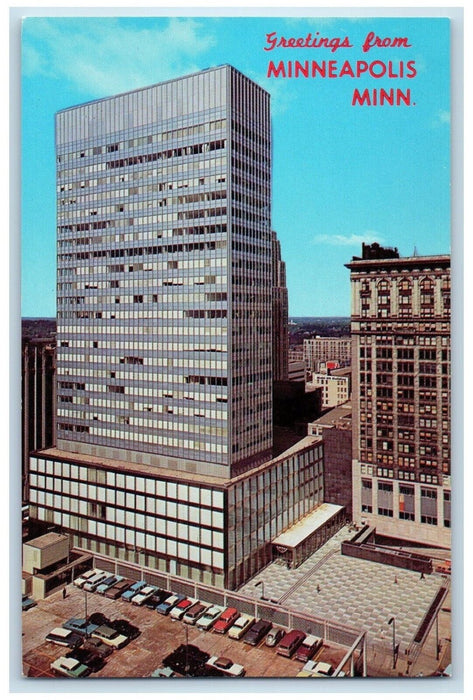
top-left (82, 637), bottom-right (114, 658)
top-left (276, 629), bottom-right (306, 657)
top-left (65, 647), bottom-right (105, 673)
top-left (50, 656), bottom-right (90, 678)
top-left (228, 614), bottom-right (255, 640)
top-left (265, 627), bottom-right (285, 647)
top-left (91, 624), bottom-right (128, 649)
top-left (311, 661), bottom-right (333, 677)
top-left (131, 585), bottom-right (158, 606)
top-left (205, 656), bottom-right (245, 677)
top-left (155, 593), bottom-right (184, 615)
top-left (63, 617), bottom-right (99, 637)
top-left (96, 575), bottom-right (123, 595)
top-left (298, 660), bottom-right (334, 677)
top-left (196, 605), bottom-right (224, 631)
top-left (144, 588), bottom-right (172, 609)
top-left (88, 612), bottom-right (110, 627)
top-left (73, 568), bottom-right (103, 589)
top-left (83, 571), bottom-right (110, 592)
top-left (151, 666), bottom-right (176, 678)
top-left (22, 595), bottom-right (37, 611)
top-left (109, 618), bottom-right (141, 640)
top-left (212, 607), bottom-right (239, 634)
top-left (170, 597), bottom-right (197, 621)
top-left (104, 578), bottom-right (134, 600)
top-left (144, 592), bottom-right (165, 610)
top-left (163, 644), bottom-right (210, 677)
top-left (45, 627), bottom-right (83, 649)
top-left (121, 580), bottom-right (147, 602)
top-left (295, 634), bottom-right (323, 662)
top-left (243, 619), bottom-right (272, 645)
top-left (183, 602), bottom-right (208, 625)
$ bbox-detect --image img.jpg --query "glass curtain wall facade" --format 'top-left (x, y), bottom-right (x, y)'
top-left (29, 437), bottom-right (324, 589)
top-left (28, 66), bottom-right (329, 589)
top-left (55, 65), bottom-right (272, 479)
top-left (271, 231), bottom-right (289, 381)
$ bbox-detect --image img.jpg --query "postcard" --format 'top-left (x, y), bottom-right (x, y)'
top-left (17, 8), bottom-right (460, 688)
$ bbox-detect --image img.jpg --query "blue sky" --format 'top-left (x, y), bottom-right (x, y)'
top-left (21, 14), bottom-right (451, 317)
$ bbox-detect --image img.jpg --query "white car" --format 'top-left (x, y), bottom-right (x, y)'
top-left (302, 660), bottom-right (333, 677)
top-left (73, 568), bottom-right (103, 589)
top-left (45, 627), bottom-right (82, 648)
top-left (205, 656), bottom-right (245, 677)
top-left (312, 661), bottom-right (333, 676)
top-left (130, 585), bottom-right (157, 606)
top-left (83, 571), bottom-right (110, 592)
top-left (50, 656), bottom-right (89, 678)
top-left (196, 605), bottom-right (224, 631)
top-left (228, 614), bottom-right (255, 640)
top-left (91, 624), bottom-right (128, 649)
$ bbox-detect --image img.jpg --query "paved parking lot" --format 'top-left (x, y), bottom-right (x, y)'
top-left (22, 585), bottom-right (346, 679)
top-left (21, 525), bottom-right (451, 680)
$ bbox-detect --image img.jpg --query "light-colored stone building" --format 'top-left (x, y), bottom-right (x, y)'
top-left (346, 244), bottom-right (450, 548)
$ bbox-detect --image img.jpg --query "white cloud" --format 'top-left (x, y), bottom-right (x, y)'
top-left (313, 231), bottom-right (383, 246)
top-left (22, 17), bottom-right (217, 96)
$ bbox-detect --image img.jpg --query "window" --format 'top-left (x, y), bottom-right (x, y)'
top-left (420, 488), bottom-right (438, 525)
top-left (361, 479), bottom-right (372, 513)
top-left (399, 484), bottom-right (415, 521)
top-left (377, 481), bottom-right (393, 517)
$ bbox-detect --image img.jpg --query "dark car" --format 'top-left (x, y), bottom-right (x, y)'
top-left (45, 627), bottom-right (83, 649)
top-left (109, 618), bottom-right (141, 640)
top-left (144, 593), bottom-right (162, 610)
top-left (88, 612), bottom-right (110, 627)
top-left (65, 647), bottom-right (106, 673)
top-left (156, 593), bottom-right (184, 615)
top-left (82, 637), bottom-right (114, 658)
top-left (276, 629), bottom-right (306, 657)
top-left (295, 634), bottom-right (323, 662)
top-left (163, 644), bottom-right (211, 677)
top-left (243, 619), bottom-right (272, 646)
top-left (144, 589), bottom-right (171, 610)
top-left (104, 579), bottom-right (134, 600)
top-left (183, 602), bottom-right (207, 625)
top-left (63, 617), bottom-right (99, 636)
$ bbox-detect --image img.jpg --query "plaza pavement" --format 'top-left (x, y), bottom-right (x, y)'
top-left (238, 525), bottom-right (451, 675)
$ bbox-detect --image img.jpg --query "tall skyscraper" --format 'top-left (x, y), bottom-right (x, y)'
top-left (55, 65), bottom-right (272, 479)
top-left (346, 244), bottom-right (451, 548)
top-left (29, 67), bottom-right (327, 589)
top-left (271, 230), bottom-right (289, 381)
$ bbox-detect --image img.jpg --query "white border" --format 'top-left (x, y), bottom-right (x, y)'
top-left (7, 4), bottom-right (466, 698)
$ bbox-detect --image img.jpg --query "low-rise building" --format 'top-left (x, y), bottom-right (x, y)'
top-left (308, 368), bottom-right (351, 408)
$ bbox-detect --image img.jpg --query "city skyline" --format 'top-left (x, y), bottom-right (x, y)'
top-left (21, 15), bottom-right (451, 318)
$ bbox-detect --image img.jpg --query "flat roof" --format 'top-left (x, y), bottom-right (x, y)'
top-left (272, 503), bottom-right (344, 548)
top-left (309, 403), bottom-right (352, 427)
top-left (24, 532), bottom-right (69, 550)
top-left (34, 447), bottom-right (230, 487)
top-left (345, 254), bottom-right (450, 272)
top-left (34, 437), bottom-right (322, 489)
